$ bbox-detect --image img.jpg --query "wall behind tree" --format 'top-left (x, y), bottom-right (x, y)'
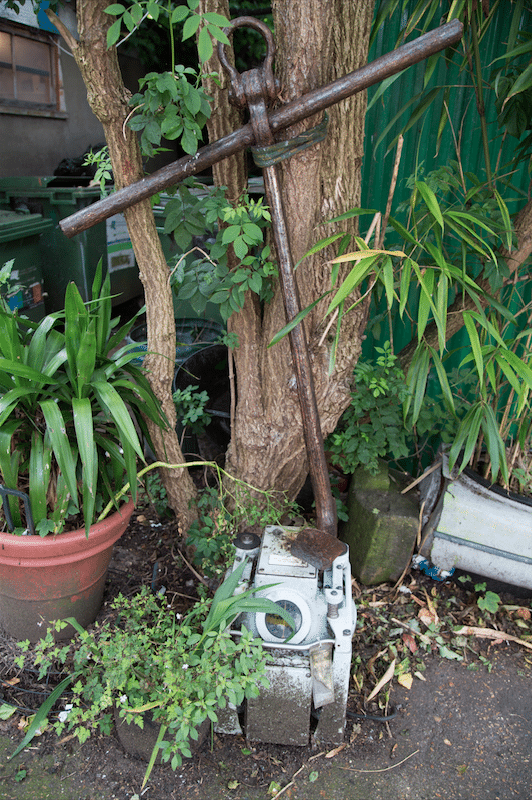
top-left (0, 2), bottom-right (106, 176)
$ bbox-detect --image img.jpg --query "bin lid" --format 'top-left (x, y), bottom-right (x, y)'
top-left (0, 176), bottom-right (100, 204)
top-left (0, 209), bottom-right (53, 243)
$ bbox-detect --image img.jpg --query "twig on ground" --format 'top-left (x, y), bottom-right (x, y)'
top-left (339, 748), bottom-right (420, 773)
top-left (456, 625), bottom-right (532, 652)
top-left (171, 544), bottom-right (210, 588)
top-left (270, 752), bottom-right (326, 799)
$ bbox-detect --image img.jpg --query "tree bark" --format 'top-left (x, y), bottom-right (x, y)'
top-left (219, 0), bottom-right (374, 505)
top-left (49, 1), bottom-right (198, 534)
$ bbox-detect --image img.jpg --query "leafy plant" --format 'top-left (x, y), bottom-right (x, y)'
top-left (186, 480), bottom-right (300, 580)
top-left (316, 1), bottom-right (532, 492)
top-left (0, 261), bottom-right (166, 535)
top-left (105, 0), bottom-right (230, 63)
top-left (127, 66), bottom-right (212, 157)
top-left (326, 341), bottom-right (472, 476)
top-left (168, 190), bottom-right (276, 322)
top-left (0, 259), bottom-right (23, 304)
top-left (458, 575), bottom-right (502, 616)
top-left (327, 342), bottom-right (412, 475)
top-left (142, 470), bottom-right (171, 519)
top-left (82, 146), bottom-right (113, 195)
top-left (477, 591), bottom-right (502, 615)
top-left (276, 158), bottom-right (532, 488)
top-left (21, 559), bottom-right (294, 787)
top-left (105, 1), bottom-right (229, 157)
top-left (172, 384), bottom-right (212, 436)
top-left (163, 177), bottom-right (225, 252)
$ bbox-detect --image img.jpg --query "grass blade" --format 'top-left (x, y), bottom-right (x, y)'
top-left (9, 674), bottom-right (76, 760)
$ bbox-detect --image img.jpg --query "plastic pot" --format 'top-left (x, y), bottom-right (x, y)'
top-left (0, 500), bottom-right (134, 642)
top-left (420, 453), bottom-right (532, 591)
top-left (114, 706), bottom-right (209, 763)
top-left (173, 344), bottom-right (232, 460)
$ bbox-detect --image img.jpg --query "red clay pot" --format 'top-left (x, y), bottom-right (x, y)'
top-left (0, 499), bottom-right (134, 642)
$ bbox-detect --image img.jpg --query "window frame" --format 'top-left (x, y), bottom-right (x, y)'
top-left (0, 18), bottom-right (66, 119)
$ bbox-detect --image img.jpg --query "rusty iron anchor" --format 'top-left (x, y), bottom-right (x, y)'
top-left (59, 19), bottom-right (462, 238)
top-left (57, 16), bottom-right (464, 556)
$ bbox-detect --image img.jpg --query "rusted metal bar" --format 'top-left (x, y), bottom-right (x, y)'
top-left (60, 19), bottom-right (462, 238)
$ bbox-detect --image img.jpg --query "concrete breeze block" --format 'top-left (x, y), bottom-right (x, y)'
top-left (340, 462), bottom-right (418, 585)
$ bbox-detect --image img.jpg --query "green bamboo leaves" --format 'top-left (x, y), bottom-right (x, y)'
top-left (199, 558), bottom-right (295, 641)
top-left (272, 168), bottom-right (525, 486)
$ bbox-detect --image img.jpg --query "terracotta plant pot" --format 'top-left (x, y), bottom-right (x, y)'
top-left (0, 499), bottom-right (134, 642)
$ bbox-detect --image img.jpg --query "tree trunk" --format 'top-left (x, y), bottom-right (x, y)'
top-left (220, 0), bottom-right (374, 505)
top-left (49, 2), bottom-right (198, 534)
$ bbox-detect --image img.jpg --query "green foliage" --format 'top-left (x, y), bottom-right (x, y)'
top-left (326, 342), bottom-right (460, 476)
top-left (187, 481), bottom-right (299, 580)
top-left (128, 67), bottom-right (212, 157)
top-left (477, 591), bottom-right (502, 615)
top-left (0, 259), bottom-right (23, 302)
top-left (458, 575), bottom-right (502, 615)
top-left (103, 2), bottom-right (229, 158)
top-left (370, 1), bottom-right (532, 183)
top-left (82, 146), bottom-right (113, 195)
top-left (326, 343), bottom-right (411, 475)
top-left (186, 487), bottom-right (235, 579)
top-left (173, 384), bottom-right (212, 436)
top-left (284, 159), bottom-right (532, 486)
top-left (163, 178), bottom-right (225, 252)
top-left (26, 562), bottom-right (293, 782)
top-left (105, 1), bottom-right (229, 62)
top-left (142, 469), bottom-right (170, 518)
top-left (0, 261), bottom-right (166, 534)
top-left (167, 189), bottom-right (276, 321)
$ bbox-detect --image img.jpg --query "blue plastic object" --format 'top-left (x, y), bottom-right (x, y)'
top-left (412, 554), bottom-right (454, 582)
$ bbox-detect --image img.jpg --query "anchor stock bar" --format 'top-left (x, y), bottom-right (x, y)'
top-left (60, 19), bottom-right (462, 238)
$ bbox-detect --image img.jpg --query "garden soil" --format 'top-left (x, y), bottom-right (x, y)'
top-left (0, 505), bottom-right (531, 800)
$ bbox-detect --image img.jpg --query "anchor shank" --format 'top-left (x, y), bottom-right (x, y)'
top-left (264, 165), bottom-right (338, 537)
top-left (235, 33), bottom-right (337, 537)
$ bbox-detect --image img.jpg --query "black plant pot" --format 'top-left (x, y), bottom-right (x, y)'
top-left (173, 344), bottom-right (233, 461)
top-left (114, 707), bottom-right (209, 763)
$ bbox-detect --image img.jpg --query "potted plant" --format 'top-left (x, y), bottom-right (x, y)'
top-left (418, 295), bottom-right (532, 590)
top-left (17, 559), bottom-right (294, 789)
top-left (302, 166), bottom-right (532, 589)
top-left (0, 261), bottom-right (167, 640)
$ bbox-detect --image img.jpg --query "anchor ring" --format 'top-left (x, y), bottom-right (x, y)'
top-left (217, 16), bottom-right (278, 107)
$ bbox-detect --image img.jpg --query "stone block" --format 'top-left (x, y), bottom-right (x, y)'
top-left (340, 464), bottom-right (418, 585)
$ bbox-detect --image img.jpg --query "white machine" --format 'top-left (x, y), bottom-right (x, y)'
top-left (216, 525), bottom-right (356, 747)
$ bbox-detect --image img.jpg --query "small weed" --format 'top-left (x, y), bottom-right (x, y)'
top-left (477, 591), bottom-right (502, 615)
top-left (186, 480), bottom-right (300, 580)
top-left (173, 385), bottom-right (212, 436)
top-left (458, 576), bottom-right (501, 615)
top-left (479, 655), bottom-right (494, 672)
top-left (142, 470), bottom-right (170, 518)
